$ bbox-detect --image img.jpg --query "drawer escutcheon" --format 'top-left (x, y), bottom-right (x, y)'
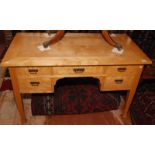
top-left (117, 67), bottom-right (127, 72)
top-left (73, 68), bottom-right (85, 73)
top-left (28, 69), bottom-right (39, 74)
top-left (30, 81), bottom-right (40, 86)
top-left (115, 79), bottom-right (124, 84)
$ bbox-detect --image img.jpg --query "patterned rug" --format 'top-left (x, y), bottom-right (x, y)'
top-left (31, 78), bottom-right (121, 116)
top-left (130, 80), bottom-right (155, 125)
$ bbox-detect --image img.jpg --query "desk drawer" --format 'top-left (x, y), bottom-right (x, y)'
top-left (16, 67), bottom-right (52, 77)
top-left (18, 78), bottom-right (52, 93)
top-left (52, 66), bottom-right (105, 76)
top-left (105, 66), bottom-right (141, 76)
top-left (103, 77), bottom-right (133, 90)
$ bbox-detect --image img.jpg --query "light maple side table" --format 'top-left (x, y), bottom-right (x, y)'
top-left (0, 33), bottom-right (152, 124)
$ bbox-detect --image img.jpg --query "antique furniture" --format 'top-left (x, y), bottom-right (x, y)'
top-left (42, 30), bottom-right (123, 51)
top-left (1, 32), bottom-right (152, 124)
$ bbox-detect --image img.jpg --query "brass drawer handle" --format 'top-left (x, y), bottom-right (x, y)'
top-left (117, 67), bottom-right (127, 72)
top-left (115, 79), bottom-right (123, 84)
top-left (28, 69), bottom-right (38, 74)
top-left (30, 81), bottom-right (40, 86)
top-left (73, 68), bottom-right (85, 73)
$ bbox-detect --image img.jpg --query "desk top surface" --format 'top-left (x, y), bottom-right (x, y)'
top-left (1, 33), bottom-right (152, 67)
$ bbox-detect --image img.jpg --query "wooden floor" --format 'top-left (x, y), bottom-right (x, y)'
top-left (46, 112), bottom-right (131, 125)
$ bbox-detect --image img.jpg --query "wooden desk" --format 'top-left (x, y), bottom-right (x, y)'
top-left (1, 33), bottom-right (152, 124)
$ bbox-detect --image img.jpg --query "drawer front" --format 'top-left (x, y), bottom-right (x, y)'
top-left (16, 67), bottom-right (52, 77)
top-left (52, 66), bottom-right (105, 76)
top-left (18, 78), bottom-right (52, 93)
top-left (105, 66), bottom-right (141, 76)
top-left (103, 77), bottom-right (133, 90)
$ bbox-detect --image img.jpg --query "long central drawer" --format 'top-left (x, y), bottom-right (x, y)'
top-left (52, 66), bottom-right (105, 76)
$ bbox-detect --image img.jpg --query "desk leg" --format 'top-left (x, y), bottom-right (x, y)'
top-left (122, 66), bottom-right (143, 117)
top-left (9, 68), bottom-right (27, 124)
top-left (123, 90), bottom-right (136, 118)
